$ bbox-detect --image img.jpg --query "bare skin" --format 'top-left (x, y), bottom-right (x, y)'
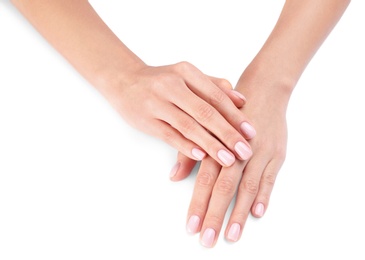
top-left (9, 0), bottom-right (351, 249)
top-left (171, 0), bottom-right (351, 248)
top-left (10, 0), bottom-right (255, 167)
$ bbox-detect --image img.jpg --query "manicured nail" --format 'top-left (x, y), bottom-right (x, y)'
top-left (227, 223), bottom-right (241, 242)
top-left (186, 215), bottom-right (200, 234)
top-left (217, 150), bottom-right (235, 167)
top-left (255, 203), bottom-right (265, 217)
top-left (192, 148), bottom-right (206, 161)
top-left (201, 228), bottom-right (215, 248)
top-left (231, 90), bottom-right (246, 101)
top-left (240, 122), bottom-right (256, 139)
top-left (234, 141), bottom-right (252, 160)
top-left (169, 162), bottom-right (180, 178)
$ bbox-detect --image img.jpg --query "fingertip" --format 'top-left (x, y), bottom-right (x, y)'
top-left (231, 90), bottom-right (246, 103)
top-left (229, 90), bottom-right (245, 108)
top-left (169, 153), bottom-right (198, 182)
top-left (253, 202), bottom-right (265, 218)
top-left (240, 122), bottom-right (257, 139)
top-left (226, 223), bottom-right (241, 242)
top-left (191, 148), bottom-right (206, 161)
top-left (217, 149), bottom-right (235, 167)
top-left (169, 162), bottom-right (181, 180)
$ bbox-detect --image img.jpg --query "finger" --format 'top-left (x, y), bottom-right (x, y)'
top-left (186, 157), bottom-right (221, 235)
top-left (160, 102), bottom-right (240, 167)
top-left (198, 161), bottom-right (245, 248)
top-left (167, 86), bottom-right (253, 163)
top-left (207, 76), bottom-right (233, 90)
top-left (208, 76), bottom-right (246, 108)
top-left (173, 62), bottom-right (256, 140)
top-left (224, 154), bottom-right (269, 243)
top-left (169, 152), bottom-right (198, 181)
top-left (251, 158), bottom-right (284, 218)
top-left (149, 117), bottom-right (208, 162)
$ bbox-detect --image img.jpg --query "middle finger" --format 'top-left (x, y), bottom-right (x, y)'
top-left (198, 160), bottom-right (246, 248)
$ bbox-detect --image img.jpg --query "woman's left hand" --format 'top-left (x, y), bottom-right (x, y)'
top-left (170, 79), bottom-right (289, 247)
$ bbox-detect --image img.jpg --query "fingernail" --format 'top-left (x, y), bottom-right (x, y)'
top-left (255, 203), bottom-right (265, 217)
top-left (217, 150), bottom-right (235, 167)
top-left (169, 162), bottom-right (180, 178)
top-left (201, 228), bottom-right (215, 248)
top-left (234, 141), bottom-right (252, 160)
top-left (231, 90), bottom-right (246, 101)
top-left (186, 215), bottom-right (200, 234)
top-left (227, 223), bottom-right (241, 242)
top-left (192, 148), bottom-right (206, 161)
top-left (240, 122), bottom-right (256, 139)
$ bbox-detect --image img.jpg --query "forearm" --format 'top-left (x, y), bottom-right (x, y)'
top-left (11, 0), bottom-right (145, 97)
top-left (237, 0), bottom-right (351, 99)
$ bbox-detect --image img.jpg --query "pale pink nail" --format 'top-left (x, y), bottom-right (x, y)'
top-left (231, 90), bottom-right (246, 101)
top-left (227, 223), bottom-right (241, 242)
top-left (234, 141), bottom-right (252, 160)
top-left (201, 228), bottom-right (215, 248)
top-left (192, 148), bottom-right (206, 161)
top-left (240, 122), bottom-right (256, 139)
top-left (169, 162), bottom-right (180, 178)
top-left (255, 203), bottom-right (265, 217)
top-left (186, 215), bottom-right (200, 234)
top-left (217, 150), bottom-right (235, 167)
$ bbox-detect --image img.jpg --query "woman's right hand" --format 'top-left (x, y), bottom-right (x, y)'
top-left (106, 62), bottom-right (256, 167)
top-left (9, 1), bottom-right (255, 167)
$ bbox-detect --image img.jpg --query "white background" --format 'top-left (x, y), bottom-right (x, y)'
top-left (1, 0), bottom-right (365, 259)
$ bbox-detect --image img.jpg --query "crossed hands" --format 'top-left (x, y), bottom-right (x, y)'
top-left (110, 61), bottom-right (289, 248)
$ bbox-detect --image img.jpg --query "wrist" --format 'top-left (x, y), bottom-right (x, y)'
top-left (93, 57), bottom-right (147, 102)
top-left (235, 63), bottom-right (295, 114)
top-left (236, 57), bottom-right (297, 105)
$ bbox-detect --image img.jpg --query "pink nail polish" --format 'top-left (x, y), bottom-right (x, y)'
top-left (192, 148), bottom-right (206, 161)
top-left (227, 223), bottom-right (240, 242)
top-left (186, 215), bottom-right (200, 234)
top-left (231, 90), bottom-right (246, 101)
top-left (169, 162), bottom-right (180, 178)
top-left (240, 122), bottom-right (256, 139)
top-left (255, 203), bottom-right (265, 217)
top-left (234, 141), bottom-right (252, 160)
top-left (201, 228), bottom-right (215, 248)
top-left (217, 150), bottom-right (235, 167)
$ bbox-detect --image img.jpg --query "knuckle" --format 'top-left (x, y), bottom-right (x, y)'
top-left (161, 129), bottom-right (175, 146)
top-left (241, 178), bottom-right (259, 196)
top-left (174, 61), bottom-right (194, 73)
top-left (180, 118), bottom-right (197, 136)
top-left (196, 104), bottom-right (215, 122)
top-left (217, 78), bottom-right (232, 90)
top-left (220, 129), bottom-right (237, 145)
top-left (216, 176), bottom-right (236, 196)
top-left (263, 172), bottom-right (277, 186)
top-left (196, 171), bottom-right (214, 187)
top-left (259, 193), bottom-right (271, 204)
top-left (210, 89), bottom-right (226, 106)
top-left (206, 214), bottom-right (224, 227)
top-left (232, 211), bottom-right (249, 222)
top-left (188, 206), bottom-right (206, 217)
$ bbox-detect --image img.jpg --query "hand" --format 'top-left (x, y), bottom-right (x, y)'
top-left (171, 77), bottom-right (289, 247)
top-left (106, 62), bottom-right (256, 167)
top-left (9, 1), bottom-right (256, 168)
